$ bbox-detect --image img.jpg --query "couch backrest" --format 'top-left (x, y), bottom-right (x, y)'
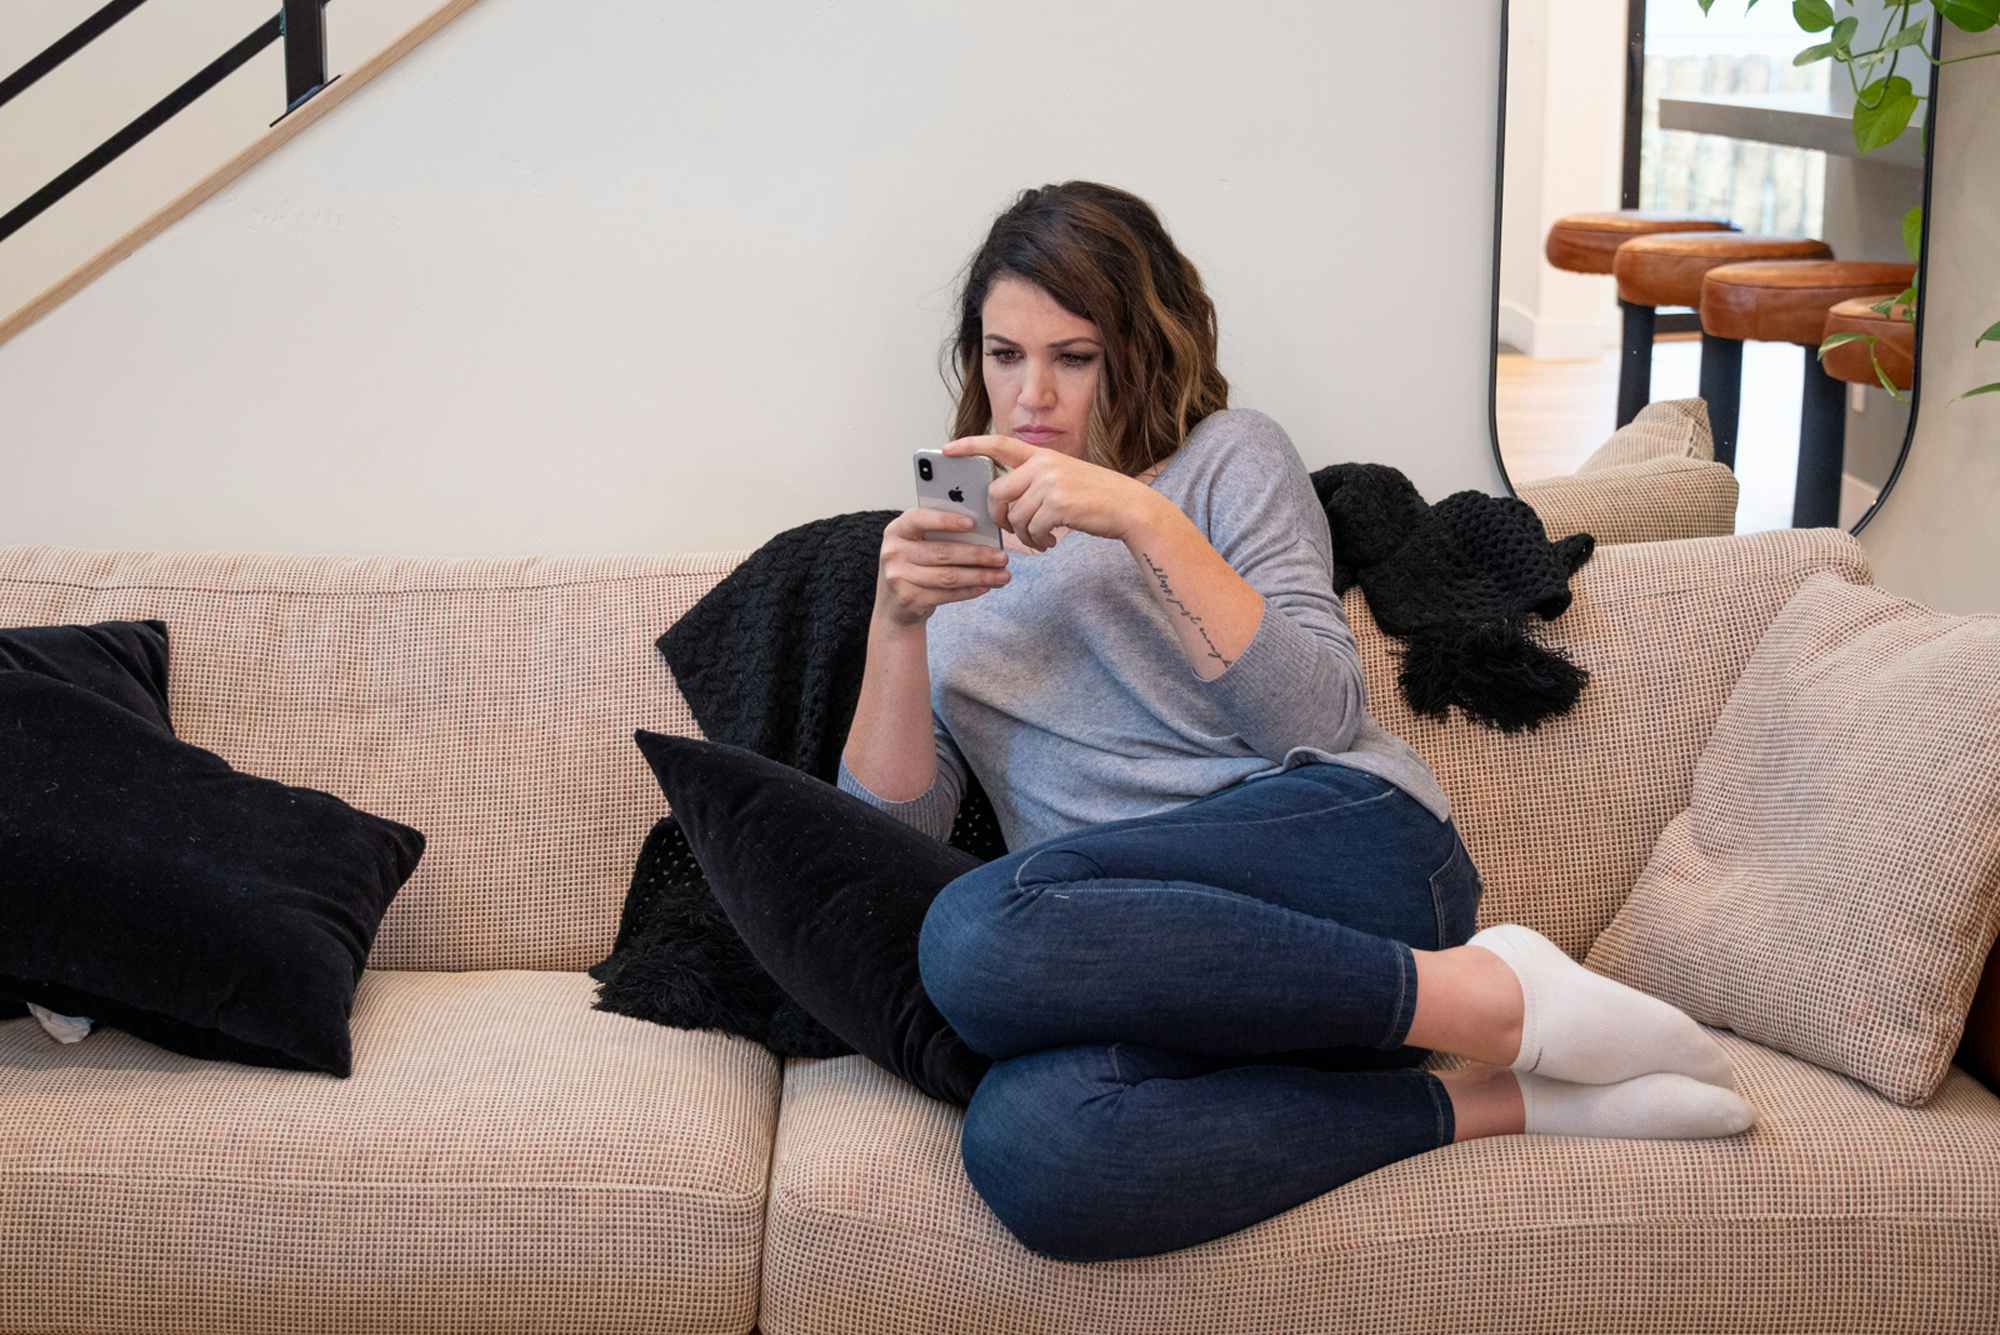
top-left (0, 526), bottom-right (1873, 972)
top-left (0, 547), bottom-right (749, 971)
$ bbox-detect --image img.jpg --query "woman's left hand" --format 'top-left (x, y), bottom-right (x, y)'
top-left (940, 435), bottom-right (1163, 551)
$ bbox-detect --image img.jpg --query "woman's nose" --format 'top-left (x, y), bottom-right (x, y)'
top-left (1022, 360), bottom-right (1057, 407)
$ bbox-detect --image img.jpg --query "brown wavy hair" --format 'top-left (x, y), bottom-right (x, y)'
top-left (939, 182), bottom-right (1230, 478)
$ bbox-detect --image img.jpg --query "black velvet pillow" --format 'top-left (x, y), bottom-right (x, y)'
top-left (590, 814), bottom-right (857, 1058)
top-left (0, 673), bottom-right (426, 1076)
top-left (0, 617), bottom-right (174, 732)
top-left (623, 730), bottom-right (994, 1106)
top-left (1, 618), bottom-right (177, 1024)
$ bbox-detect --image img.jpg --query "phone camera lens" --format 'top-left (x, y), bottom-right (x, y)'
top-left (918, 459), bottom-right (933, 481)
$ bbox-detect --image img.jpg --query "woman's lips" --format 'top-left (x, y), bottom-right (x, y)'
top-left (1015, 427), bottom-right (1060, 441)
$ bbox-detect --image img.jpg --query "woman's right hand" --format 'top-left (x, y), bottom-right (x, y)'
top-left (876, 508), bottom-right (1013, 627)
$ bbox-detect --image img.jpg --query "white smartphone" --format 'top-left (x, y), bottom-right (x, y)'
top-left (913, 449), bottom-right (1009, 550)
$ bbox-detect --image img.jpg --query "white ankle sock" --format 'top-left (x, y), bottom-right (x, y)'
top-left (1467, 922), bottom-right (1738, 1090)
top-left (1517, 1070), bottom-right (1757, 1140)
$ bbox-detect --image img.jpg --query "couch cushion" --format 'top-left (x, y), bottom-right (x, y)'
top-left (0, 547), bottom-right (745, 971)
top-left (760, 1040), bottom-right (2000, 1332)
top-left (1348, 526), bottom-right (1873, 960)
top-left (0, 969), bottom-right (776, 1334)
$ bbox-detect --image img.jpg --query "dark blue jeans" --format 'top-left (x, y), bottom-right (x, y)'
top-left (916, 761), bottom-right (1484, 1264)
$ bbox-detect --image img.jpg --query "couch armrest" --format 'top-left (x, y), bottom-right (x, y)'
top-left (1517, 455), bottom-right (1740, 545)
top-left (1512, 397), bottom-right (1735, 545)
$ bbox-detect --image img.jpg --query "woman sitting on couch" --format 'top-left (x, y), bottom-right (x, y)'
top-left (835, 179), bottom-right (1756, 1264)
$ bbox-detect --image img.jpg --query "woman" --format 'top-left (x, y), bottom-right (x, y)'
top-left (837, 181), bottom-right (1755, 1264)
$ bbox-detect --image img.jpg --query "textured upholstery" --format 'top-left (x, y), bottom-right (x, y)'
top-left (1518, 456), bottom-right (1739, 545)
top-left (764, 1038), bottom-right (2000, 1334)
top-left (1, 969), bottom-right (776, 1333)
top-left (1517, 397), bottom-right (1738, 543)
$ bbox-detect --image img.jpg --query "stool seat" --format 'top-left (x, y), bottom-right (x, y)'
top-left (1614, 233), bottom-right (1834, 308)
top-left (1821, 295), bottom-right (1917, 390)
top-left (1544, 210), bottom-right (1737, 274)
top-left (1701, 261), bottom-right (1917, 346)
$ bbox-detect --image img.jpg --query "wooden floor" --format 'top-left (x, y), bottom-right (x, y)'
top-left (1496, 332), bottom-right (1872, 534)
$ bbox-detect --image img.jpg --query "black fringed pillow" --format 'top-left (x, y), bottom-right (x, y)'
top-left (1, 618), bottom-right (178, 1027)
top-left (609, 730), bottom-right (996, 1106)
top-left (0, 673), bottom-right (426, 1076)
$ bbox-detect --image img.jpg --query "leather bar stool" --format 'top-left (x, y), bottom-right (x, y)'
top-left (1700, 260), bottom-right (1917, 528)
top-left (1544, 211), bottom-right (1738, 428)
top-left (1612, 232), bottom-right (1834, 464)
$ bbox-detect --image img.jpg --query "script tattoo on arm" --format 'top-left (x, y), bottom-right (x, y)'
top-left (1141, 550), bottom-right (1232, 670)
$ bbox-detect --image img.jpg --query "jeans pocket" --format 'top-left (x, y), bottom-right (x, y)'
top-left (1427, 833), bottom-right (1483, 950)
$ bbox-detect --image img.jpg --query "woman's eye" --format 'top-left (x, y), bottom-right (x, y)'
top-left (985, 349), bottom-right (1093, 367)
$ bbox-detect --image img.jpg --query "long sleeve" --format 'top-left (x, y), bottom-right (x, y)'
top-left (834, 707), bottom-right (969, 844)
top-left (1182, 411), bottom-right (1366, 763)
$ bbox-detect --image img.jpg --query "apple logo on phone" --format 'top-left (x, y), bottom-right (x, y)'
top-left (948, 486), bottom-right (964, 502)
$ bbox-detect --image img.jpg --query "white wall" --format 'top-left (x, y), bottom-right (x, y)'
top-left (0, 0), bottom-right (435, 320)
top-left (1860, 24), bottom-right (2000, 615)
top-left (1498, 0), bottom-right (1626, 357)
top-left (0, 0), bottom-right (1505, 559)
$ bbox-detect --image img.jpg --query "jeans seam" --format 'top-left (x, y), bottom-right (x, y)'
top-left (1428, 840), bottom-right (1457, 950)
top-left (1381, 940), bottom-right (1412, 1050)
top-left (1060, 787), bottom-right (1400, 851)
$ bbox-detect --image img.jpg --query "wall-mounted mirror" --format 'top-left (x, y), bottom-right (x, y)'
top-left (1492, 0), bottom-right (1938, 538)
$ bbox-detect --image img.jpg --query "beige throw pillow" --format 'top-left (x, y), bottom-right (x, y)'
top-left (1584, 571), bottom-right (2000, 1105)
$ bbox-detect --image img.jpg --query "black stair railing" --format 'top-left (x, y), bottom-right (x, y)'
top-left (0, 0), bottom-right (337, 247)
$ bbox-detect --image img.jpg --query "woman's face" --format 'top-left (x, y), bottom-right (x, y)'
top-left (979, 276), bottom-right (1103, 461)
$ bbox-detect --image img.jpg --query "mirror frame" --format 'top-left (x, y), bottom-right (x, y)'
top-left (1486, 0), bottom-right (1943, 537)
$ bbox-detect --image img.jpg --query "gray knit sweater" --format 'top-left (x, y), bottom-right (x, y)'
top-left (837, 407), bottom-right (1451, 852)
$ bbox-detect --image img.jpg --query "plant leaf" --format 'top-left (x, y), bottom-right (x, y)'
top-left (1959, 382), bottom-right (2000, 400)
top-left (1854, 76), bottom-right (1918, 152)
top-left (1901, 206), bottom-right (1924, 263)
top-left (1937, 1), bottom-right (1999, 35)
top-left (1818, 331), bottom-right (1873, 359)
top-left (1794, 0), bottom-right (1837, 31)
top-left (1697, 0), bottom-right (1715, 13)
top-left (1885, 18), bottom-right (1928, 50)
top-left (1795, 40), bottom-right (1838, 64)
top-left (1830, 15), bottom-right (1860, 52)
top-left (1976, 320), bottom-right (2000, 346)
top-left (1872, 347), bottom-right (1905, 401)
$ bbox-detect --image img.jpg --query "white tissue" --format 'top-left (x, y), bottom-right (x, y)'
top-left (27, 1003), bottom-right (95, 1044)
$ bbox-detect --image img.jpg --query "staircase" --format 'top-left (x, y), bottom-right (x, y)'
top-left (0, 0), bottom-right (476, 346)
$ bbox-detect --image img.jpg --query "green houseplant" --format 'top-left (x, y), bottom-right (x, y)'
top-left (1697, 0), bottom-right (1998, 400)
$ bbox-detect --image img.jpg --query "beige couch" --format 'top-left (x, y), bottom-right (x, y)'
top-left (3, 519), bottom-right (1996, 1334)
top-left (1516, 397), bottom-right (1740, 544)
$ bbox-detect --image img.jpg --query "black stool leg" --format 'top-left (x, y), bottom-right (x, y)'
top-left (1616, 300), bottom-right (1654, 428)
top-left (1793, 347), bottom-right (1847, 528)
top-left (1697, 333), bottom-right (1743, 471)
